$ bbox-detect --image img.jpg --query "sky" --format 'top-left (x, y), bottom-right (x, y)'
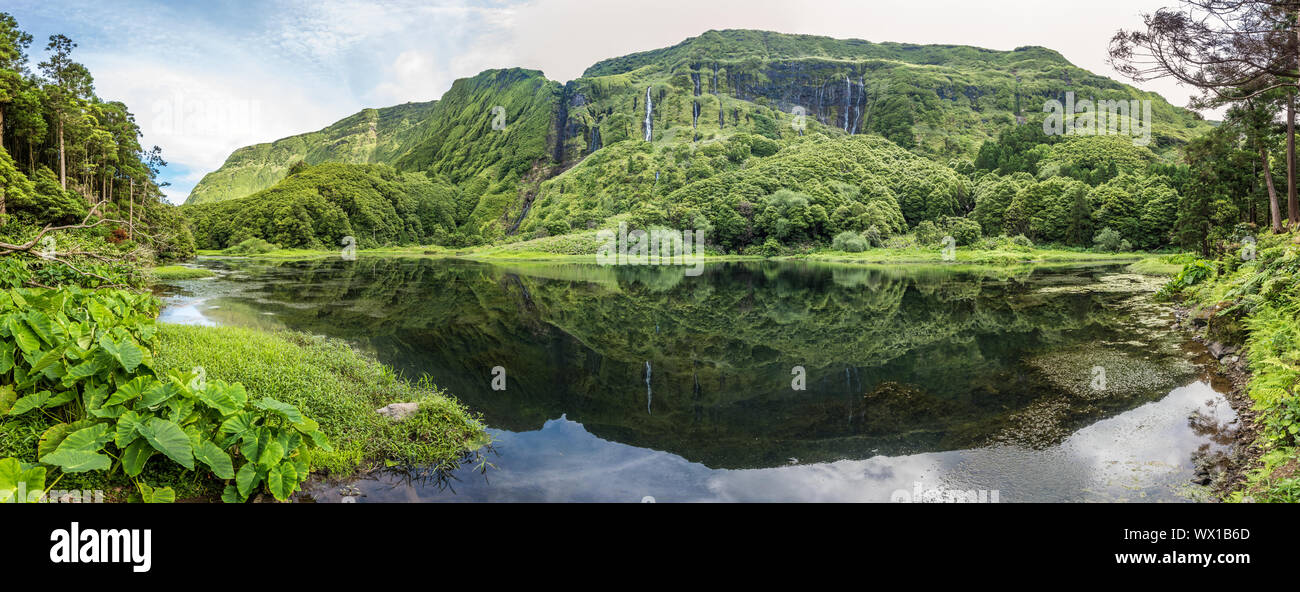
top-left (8, 0), bottom-right (1206, 204)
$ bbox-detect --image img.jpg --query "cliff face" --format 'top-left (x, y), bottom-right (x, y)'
top-left (186, 29), bottom-right (1210, 239)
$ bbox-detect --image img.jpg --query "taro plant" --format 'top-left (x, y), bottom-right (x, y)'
top-left (1, 286), bottom-right (331, 502)
top-left (0, 456), bottom-right (47, 503)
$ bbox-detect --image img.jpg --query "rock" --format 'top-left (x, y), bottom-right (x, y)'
top-left (377, 402), bottom-right (420, 421)
top-left (1208, 342), bottom-right (1228, 359)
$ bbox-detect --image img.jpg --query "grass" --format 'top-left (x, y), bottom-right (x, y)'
top-left (1123, 255), bottom-right (1190, 278)
top-left (151, 265), bottom-right (216, 280)
top-left (193, 232), bottom-right (1175, 269)
top-left (794, 246), bottom-right (1151, 266)
top-left (153, 324), bottom-right (488, 476)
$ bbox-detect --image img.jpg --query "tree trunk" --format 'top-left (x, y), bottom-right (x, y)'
top-left (57, 117), bottom-right (66, 191)
top-left (1262, 145), bottom-right (1284, 233)
top-left (1289, 93), bottom-right (1297, 228)
top-left (128, 178), bottom-right (134, 240)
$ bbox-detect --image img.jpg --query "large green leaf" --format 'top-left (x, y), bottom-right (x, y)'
top-left (0, 385), bottom-right (16, 414)
top-left (114, 410), bottom-right (145, 448)
top-left (42, 389), bottom-right (77, 408)
top-left (0, 457), bottom-right (46, 503)
top-left (266, 463), bottom-right (293, 501)
top-left (258, 440), bottom-right (285, 469)
top-left (61, 357), bottom-right (103, 385)
top-left (219, 412), bottom-right (256, 438)
top-left (8, 317), bottom-right (39, 354)
top-left (254, 397), bottom-right (304, 425)
top-left (106, 376), bottom-right (151, 406)
top-left (139, 379), bottom-right (183, 408)
top-left (195, 383), bottom-right (244, 416)
top-left (235, 462), bottom-right (261, 498)
top-left (137, 483), bottom-right (175, 504)
top-left (136, 417), bottom-right (194, 470)
top-left (195, 439), bottom-right (235, 480)
top-left (39, 423), bottom-right (113, 473)
top-left (7, 391), bottom-right (51, 416)
top-left (99, 334), bottom-right (143, 372)
top-left (24, 310), bottom-right (55, 345)
top-left (30, 345), bottom-right (66, 373)
top-left (38, 422), bottom-right (85, 459)
top-left (120, 439), bottom-right (155, 477)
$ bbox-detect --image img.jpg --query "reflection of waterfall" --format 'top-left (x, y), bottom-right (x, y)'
top-left (643, 87), bottom-right (654, 142)
top-left (645, 361), bottom-right (653, 414)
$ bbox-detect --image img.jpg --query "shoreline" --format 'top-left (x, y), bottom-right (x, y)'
top-left (1171, 302), bottom-right (1265, 501)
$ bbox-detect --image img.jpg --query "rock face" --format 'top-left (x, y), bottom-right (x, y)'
top-left (377, 402), bottom-right (420, 421)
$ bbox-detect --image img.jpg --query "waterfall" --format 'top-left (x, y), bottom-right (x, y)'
top-left (844, 74), bottom-right (851, 132)
top-left (851, 75), bottom-right (864, 135)
top-left (645, 361), bottom-right (653, 414)
top-left (643, 86), bottom-right (654, 142)
top-left (691, 72), bottom-right (702, 130)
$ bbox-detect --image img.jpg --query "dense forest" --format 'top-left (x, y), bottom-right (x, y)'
top-left (0, 12), bottom-right (193, 286)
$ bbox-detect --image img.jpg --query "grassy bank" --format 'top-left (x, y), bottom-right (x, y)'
top-left (791, 246), bottom-right (1153, 266)
top-left (151, 265), bottom-right (216, 280)
top-left (1171, 231), bottom-right (1300, 502)
top-left (1, 267), bottom-right (487, 502)
top-left (154, 324), bottom-right (487, 476)
top-left (194, 234), bottom-right (1178, 269)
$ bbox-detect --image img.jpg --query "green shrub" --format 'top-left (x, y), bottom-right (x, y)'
top-left (914, 220), bottom-right (943, 247)
top-left (224, 238), bottom-right (279, 255)
top-left (941, 216), bottom-right (983, 246)
top-left (1093, 227), bottom-right (1124, 253)
top-left (832, 231), bottom-right (867, 252)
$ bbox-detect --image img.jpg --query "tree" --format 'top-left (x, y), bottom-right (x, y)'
top-left (1110, 0), bottom-right (1300, 226)
top-left (0, 12), bottom-right (32, 150)
top-left (1224, 96), bottom-right (1287, 232)
top-left (38, 34), bottom-right (92, 192)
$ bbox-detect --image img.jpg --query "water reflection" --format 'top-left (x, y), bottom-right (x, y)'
top-left (158, 257), bottom-right (1233, 501)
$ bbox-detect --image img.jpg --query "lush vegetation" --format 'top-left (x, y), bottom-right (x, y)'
top-left (185, 162), bottom-right (458, 250)
top-left (0, 14), bottom-right (193, 260)
top-left (183, 29), bottom-right (1212, 253)
top-left (1164, 231), bottom-right (1300, 501)
top-left (186, 101), bottom-right (439, 205)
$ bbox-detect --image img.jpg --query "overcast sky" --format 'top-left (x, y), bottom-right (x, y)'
top-left (9, 0), bottom-right (1204, 203)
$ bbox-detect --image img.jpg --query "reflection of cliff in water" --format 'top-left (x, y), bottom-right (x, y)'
top-left (189, 258), bottom-right (1194, 469)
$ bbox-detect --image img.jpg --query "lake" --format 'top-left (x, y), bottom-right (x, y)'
top-left (157, 257), bottom-right (1236, 502)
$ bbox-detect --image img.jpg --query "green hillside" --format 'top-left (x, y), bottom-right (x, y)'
top-left (186, 100), bottom-right (439, 205)
top-left (186, 162), bottom-right (457, 250)
top-left (183, 29), bottom-right (1214, 251)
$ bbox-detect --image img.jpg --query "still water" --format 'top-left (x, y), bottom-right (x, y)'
top-left (158, 257), bottom-right (1235, 502)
